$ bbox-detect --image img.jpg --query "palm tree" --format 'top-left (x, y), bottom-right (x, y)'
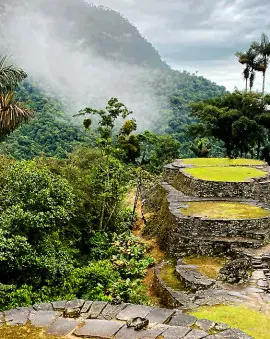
top-left (251, 33), bottom-right (270, 94)
top-left (0, 56), bottom-right (33, 137)
top-left (235, 51), bottom-right (250, 91)
top-left (235, 48), bottom-right (259, 92)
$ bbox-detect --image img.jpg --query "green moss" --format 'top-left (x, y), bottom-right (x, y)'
top-left (181, 158), bottom-right (265, 167)
top-left (190, 305), bottom-right (270, 339)
top-left (184, 166), bottom-right (267, 182)
top-left (183, 256), bottom-right (229, 279)
top-left (0, 324), bottom-right (65, 339)
top-left (159, 262), bottom-right (188, 291)
top-left (179, 201), bottom-right (270, 219)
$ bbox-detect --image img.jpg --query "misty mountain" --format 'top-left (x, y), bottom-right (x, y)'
top-left (1, 0), bottom-right (167, 69)
top-left (0, 0), bottom-right (226, 159)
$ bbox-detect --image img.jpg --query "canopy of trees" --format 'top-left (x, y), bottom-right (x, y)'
top-left (189, 91), bottom-right (270, 158)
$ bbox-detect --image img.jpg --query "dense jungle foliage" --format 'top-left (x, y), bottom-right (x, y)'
top-left (0, 149), bottom-right (156, 310)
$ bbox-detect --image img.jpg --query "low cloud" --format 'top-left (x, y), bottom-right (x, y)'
top-left (0, 0), bottom-right (162, 130)
top-left (90, 0), bottom-right (270, 91)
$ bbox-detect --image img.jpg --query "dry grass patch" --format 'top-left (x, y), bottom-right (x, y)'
top-left (184, 166), bottom-right (267, 182)
top-left (0, 324), bottom-right (65, 339)
top-left (179, 201), bottom-right (270, 219)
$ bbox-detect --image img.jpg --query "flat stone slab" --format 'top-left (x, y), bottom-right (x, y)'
top-left (81, 300), bottom-right (93, 313)
top-left (98, 303), bottom-right (129, 320)
top-left (33, 302), bottom-right (53, 311)
top-left (146, 307), bottom-right (175, 324)
top-left (185, 329), bottom-right (208, 338)
top-left (168, 312), bottom-right (197, 327)
top-left (161, 325), bottom-right (191, 338)
top-left (47, 318), bottom-right (80, 336)
top-left (114, 324), bottom-right (168, 339)
top-left (116, 304), bottom-right (153, 321)
top-left (52, 300), bottom-right (67, 311)
top-left (196, 319), bottom-right (215, 331)
top-left (219, 329), bottom-right (254, 338)
top-left (65, 299), bottom-right (85, 309)
top-left (176, 265), bottom-right (215, 291)
top-left (4, 309), bottom-right (30, 326)
top-left (87, 301), bottom-right (108, 318)
top-left (29, 310), bottom-right (60, 327)
top-left (74, 319), bottom-right (123, 338)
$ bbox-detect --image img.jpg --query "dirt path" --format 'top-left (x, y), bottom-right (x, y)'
top-left (132, 200), bottom-right (165, 306)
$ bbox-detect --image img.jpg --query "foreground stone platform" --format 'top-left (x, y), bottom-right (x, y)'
top-left (0, 300), bottom-right (253, 338)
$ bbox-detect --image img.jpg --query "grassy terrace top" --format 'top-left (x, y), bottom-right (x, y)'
top-left (181, 158), bottom-right (265, 167)
top-left (179, 201), bottom-right (270, 219)
top-left (184, 166), bottom-right (267, 182)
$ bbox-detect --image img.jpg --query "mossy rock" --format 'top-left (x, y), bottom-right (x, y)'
top-left (179, 201), bottom-right (270, 219)
top-left (184, 166), bottom-right (267, 182)
top-left (181, 158), bottom-right (265, 167)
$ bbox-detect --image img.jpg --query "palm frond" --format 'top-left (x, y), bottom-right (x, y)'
top-left (0, 92), bottom-right (34, 136)
top-left (0, 56), bottom-right (27, 93)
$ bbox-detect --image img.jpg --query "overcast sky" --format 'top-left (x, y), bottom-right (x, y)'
top-left (90, 0), bottom-right (270, 92)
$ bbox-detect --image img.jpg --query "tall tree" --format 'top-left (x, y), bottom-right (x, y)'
top-left (235, 48), bottom-right (258, 92)
top-left (0, 56), bottom-right (33, 137)
top-left (251, 33), bottom-right (270, 94)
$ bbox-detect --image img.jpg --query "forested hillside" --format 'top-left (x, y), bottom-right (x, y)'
top-left (0, 0), bottom-right (226, 160)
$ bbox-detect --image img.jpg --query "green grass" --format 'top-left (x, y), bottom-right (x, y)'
top-left (179, 201), bottom-right (270, 219)
top-left (190, 305), bottom-right (270, 339)
top-left (159, 262), bottom-right (188, 291)
top-left (183, 256), bottom-right (228, 279)
top-left (0, 324), bottom-right (65, 339)
top-left (181, 158), bottom-right (265, 167)
top-left (184, 166), bottom-right (267, 182)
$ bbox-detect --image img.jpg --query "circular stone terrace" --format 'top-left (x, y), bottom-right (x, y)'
top-left (164, 158), bottom-right (270, 200)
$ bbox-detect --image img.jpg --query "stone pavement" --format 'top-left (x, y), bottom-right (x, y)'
top-left (0, 300), bottom-right (254, 338)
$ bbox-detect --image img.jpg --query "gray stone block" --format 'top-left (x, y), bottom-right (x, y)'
top-left (29, 310), bottom-right (60, 328)
top-left (87, 301), bottom-right (108, 318)
top-left (185, 329), bottom-right (208, 338)
top-left (81, 300), bottom-right (93, 313)
top-left (74, 319), bottom-right (124, 338)
top-left (146, 307), bottom-right (175, 324)
top-left (196, 319), bottom-right (215, 331)
top-left (33, 302), bottom-right (53, 311)
top-left (116, 304), bottom-right (153, 321)
top-left (168, 311), bottom-right (197, 327)
top-left (161, 325), bottom-right (191, 338)
top-left (52, 300), bottom-right (67, 311)
top-left (214, 322), bottom-right (230, 331)
top-left (219, 328), bottom-right (254, 338)
top-left (47, 317), bottom-right (81, 336)
top-left (140, 324), bottom-right (169, 338)
top-left (114, 325), bottom-right (145, 339)
top-left (4, 309), bottom-right (30, 326)
top-left (98, 303), bottom-right (129, 320)
top-left (66, 299), bottom-right (85, 309)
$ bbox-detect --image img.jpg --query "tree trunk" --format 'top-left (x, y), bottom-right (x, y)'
top-left (262, 71), bottom-right (266, 95)
top-left (245, 78), bottom-right (248, 92)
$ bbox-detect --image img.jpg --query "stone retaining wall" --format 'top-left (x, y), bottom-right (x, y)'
top-left (149, 183), bottom-right (270, 257)
top-left (164, 168), bottom-right (270, 201)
